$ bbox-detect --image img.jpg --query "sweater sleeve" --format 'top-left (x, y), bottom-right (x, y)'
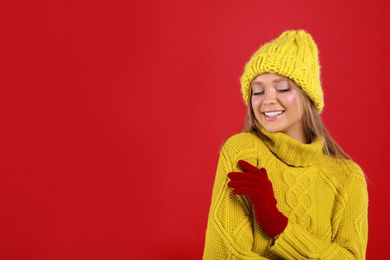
top-left (203, 134), bottom-right (270, 260)
top-left (270, 165), bottom-right (369, 259)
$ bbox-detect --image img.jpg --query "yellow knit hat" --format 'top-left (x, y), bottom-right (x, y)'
top-left (240, 30), bottom-right (324, 112)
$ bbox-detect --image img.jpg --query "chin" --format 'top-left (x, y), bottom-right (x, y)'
top-left (262, 126), bottom-right (283, 133)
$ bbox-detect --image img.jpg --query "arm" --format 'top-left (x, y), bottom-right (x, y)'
top-left (203, 145), bottom-right (270, 259)
top-left (271, 172), bottom-right (368, 259)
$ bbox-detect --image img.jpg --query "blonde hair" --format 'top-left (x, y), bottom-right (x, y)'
top-left (242, 78), bottom-right (350, 159)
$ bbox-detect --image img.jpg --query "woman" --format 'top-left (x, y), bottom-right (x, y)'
top-left (203, 30), bottom-right (368, 259)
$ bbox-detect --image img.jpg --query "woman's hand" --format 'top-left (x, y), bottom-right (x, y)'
top-left (228, 160), bottom-right (288, 238)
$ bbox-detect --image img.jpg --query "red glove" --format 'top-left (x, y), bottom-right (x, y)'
top-left (227, 160), bottom-right (287, 238)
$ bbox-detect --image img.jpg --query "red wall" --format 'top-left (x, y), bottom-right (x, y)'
top-left (1, 0), bottom-right (388, 259)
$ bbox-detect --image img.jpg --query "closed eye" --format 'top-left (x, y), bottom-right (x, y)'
top-left (252, 91), bottom-right (264, 95)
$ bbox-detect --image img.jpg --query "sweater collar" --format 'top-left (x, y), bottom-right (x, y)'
top-left (259, 128), bottom-right (324, 167)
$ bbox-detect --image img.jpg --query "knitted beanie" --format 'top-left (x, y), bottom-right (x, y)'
top-left (240, 30), bottom-right (324, 112)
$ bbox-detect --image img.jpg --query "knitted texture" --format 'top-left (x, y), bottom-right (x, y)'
top-left (240, 30), bottom-right (324, 112)
top-left (228, 160), bottom-right (288, 238)
top-left (203, 131), bottom-right (368, 259)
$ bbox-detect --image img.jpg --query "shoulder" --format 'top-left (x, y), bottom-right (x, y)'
top-left (328, 158), bottom-right (369, 212)
top-left (219, 132), bottom-right (269, 167)
top-left (322, 157), bottom-right (367, 191)
top-left (221, 132), bottom-right (264, 153)
top-left (332, 158), bottom-right (366, 180)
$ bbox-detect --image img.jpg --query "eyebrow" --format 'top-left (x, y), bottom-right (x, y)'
top-left (251, 77), bottom-right (287, 86)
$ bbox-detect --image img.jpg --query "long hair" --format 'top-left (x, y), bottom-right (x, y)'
top-left (242, 78), bottom-right (350, 159)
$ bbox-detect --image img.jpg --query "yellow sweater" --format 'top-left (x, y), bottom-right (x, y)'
top-left (203, 130), bottom-right (368, 259)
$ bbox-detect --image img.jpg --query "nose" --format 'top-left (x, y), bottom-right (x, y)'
top-left (263, 89), bottom-right (277, 105)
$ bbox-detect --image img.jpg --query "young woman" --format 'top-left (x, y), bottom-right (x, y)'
top-left (203, 30), bottom-right (368, 259)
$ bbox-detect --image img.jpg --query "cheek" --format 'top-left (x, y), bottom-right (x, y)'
top-left (251, 97), bottom-right (262, 110)
top-left (251, 98), bottom-right (263, 120)
top-left (282, 93), bottom-right (302, 111)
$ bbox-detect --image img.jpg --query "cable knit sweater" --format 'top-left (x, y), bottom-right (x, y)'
top-left (203, 130), bottom-right (368, 259)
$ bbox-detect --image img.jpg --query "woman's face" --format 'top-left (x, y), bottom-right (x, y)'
top-left (251, 73), bottom-right (306, 142)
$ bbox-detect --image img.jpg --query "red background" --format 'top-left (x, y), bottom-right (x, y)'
top-left (0, 0), bottom-right (389, 259)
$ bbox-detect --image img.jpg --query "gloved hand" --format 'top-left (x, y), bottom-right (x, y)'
top-left (227, 160), bottom-right (288, 238)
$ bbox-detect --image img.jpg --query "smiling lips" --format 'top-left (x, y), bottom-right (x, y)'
top-left (263, 111), bottom-right (284, 120)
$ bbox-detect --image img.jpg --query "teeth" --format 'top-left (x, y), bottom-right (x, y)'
top-left (264, 111), bottom-right (283, 117)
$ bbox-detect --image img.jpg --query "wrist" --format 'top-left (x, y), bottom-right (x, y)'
top-left (256, 210), bottom-right (288, 238)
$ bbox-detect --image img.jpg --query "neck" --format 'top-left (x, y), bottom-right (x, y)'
top-left (281, 130), bottom-right (308, 144)
top-left (258, 127), bottom-right (325, 166)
